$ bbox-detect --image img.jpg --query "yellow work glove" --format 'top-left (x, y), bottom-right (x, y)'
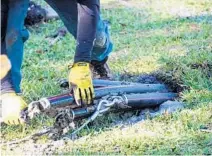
top-left (69, 62), bottom-right (94, 105)
top-left (1, 93), bottom-right (28, 125)
top-left (0, 54), bottom-right (11, 79)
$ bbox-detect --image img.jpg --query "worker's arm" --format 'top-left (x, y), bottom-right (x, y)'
top-left (74, 0), bottom-right (99, 63)
top-left (69, 0), bottom-right (100, 105)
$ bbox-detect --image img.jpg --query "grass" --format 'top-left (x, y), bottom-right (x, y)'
top-left (1, 0), bottom-right (212, 155)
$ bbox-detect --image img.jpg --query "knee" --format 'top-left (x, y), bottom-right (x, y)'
top-left (94, 31), bottom-right (107, 48)
top-left (6, 28), bottom-right (29, 48)
top-left (94, 20), bottom-right (111, 48)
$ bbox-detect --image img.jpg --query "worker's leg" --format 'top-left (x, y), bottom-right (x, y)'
top-left (0, 0), bottom-right (29, 125)
top-left (1, 1), bottom-right (8, 42)
top-left (92, 20), bottom-right (113, 62)
top-left (1, 1), bottom-right (13, 93)
top-left (44, 0), bottom-right (78, 38)
top-left (4, 0), bottom-right (29, 93)
top-left (44, 0), bottom-right (113, 62)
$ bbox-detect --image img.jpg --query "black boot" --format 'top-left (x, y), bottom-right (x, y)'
top-left (91, 57), bottom-right (113, 79)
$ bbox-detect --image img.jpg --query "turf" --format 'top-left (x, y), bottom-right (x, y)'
top-left (1, 0), bottom-right (212, 155)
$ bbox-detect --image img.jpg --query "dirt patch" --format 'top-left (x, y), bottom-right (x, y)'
top-left (117, 72), bottom-right (184, 93)
top-left (118, 73), bottom-right (160, 84)
top-left (155, 72), bottom-right (185, 93)
top-left (1, 100), bottom-right (185, 155)
top-left (1, 73), bottom-right (183, 154)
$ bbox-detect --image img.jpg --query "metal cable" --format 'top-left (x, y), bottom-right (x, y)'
top-left (71, 96), bottom-right (123, 135)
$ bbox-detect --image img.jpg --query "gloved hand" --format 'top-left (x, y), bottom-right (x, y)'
top-left (69, 62), bottom-right (94, 105)
top-left (0, 55), bottom-right (11, 79)
top-left (1, 93), bottom-right (28, 125)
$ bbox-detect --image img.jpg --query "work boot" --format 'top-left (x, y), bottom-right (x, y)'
top-left (1, 92), bottom-right (28, 125)
top-left (91, 57), bottom-right (113, 79)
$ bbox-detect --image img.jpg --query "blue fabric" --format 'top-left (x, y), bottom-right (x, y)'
top-left (45, 0), bottom-right (113, 62)
top-left (1, 0), bottom-right (113, 93)
top-left (1, 0), bottom-right (29, 93)
top-left (92, 20), bottom-right (113, 61)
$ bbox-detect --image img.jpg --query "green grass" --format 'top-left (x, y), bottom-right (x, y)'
top-left (1, 0), bottom-right (212, 155)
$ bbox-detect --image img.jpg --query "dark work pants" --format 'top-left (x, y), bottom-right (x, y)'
top-left (1, 0), bottom-right (113, 93)
top-left (44, 0), bottom-right (113, 62)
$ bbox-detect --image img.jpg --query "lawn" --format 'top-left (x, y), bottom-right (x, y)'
top-left (1, 0), bottom-right (212, 155)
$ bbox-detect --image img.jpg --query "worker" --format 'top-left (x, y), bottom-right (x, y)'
top-left (1, 0), bottom-right (113, 125)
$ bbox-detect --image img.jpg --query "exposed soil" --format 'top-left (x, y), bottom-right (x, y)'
top-left (118, 72), bottom-right (184, 93)
top-left (119, 73), bottom-right (160, 84)
top-left (1, 72), bottom-right (184, 155)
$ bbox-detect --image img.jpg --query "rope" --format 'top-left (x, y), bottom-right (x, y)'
top-left (1, 95), bottom-right (127, 145)
top-left (71, 96), bottom-right (125, 135)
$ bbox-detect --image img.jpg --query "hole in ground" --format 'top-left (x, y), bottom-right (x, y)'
top-left (116, 72), bottom-right (185, 93)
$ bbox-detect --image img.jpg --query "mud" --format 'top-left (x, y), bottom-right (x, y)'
top-left (118, 73), bottom-right (184, 92)
top-left (119, 73), bottom-right (160, 84)
top-left (1, 100), bottom-right (184, 155)
top-left (1, 73), bottom-right (183, 154)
